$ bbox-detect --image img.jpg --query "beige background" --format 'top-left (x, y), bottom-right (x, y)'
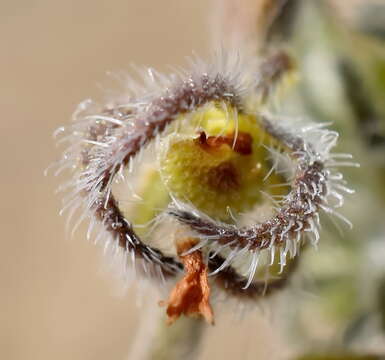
top-left (3, 1), bottom-right (380, 359)
top-left (0, 1), bottom-right (287, 359)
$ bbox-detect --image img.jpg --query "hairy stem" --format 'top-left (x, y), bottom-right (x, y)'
top-left (127, 303), bottom-right (205, 360)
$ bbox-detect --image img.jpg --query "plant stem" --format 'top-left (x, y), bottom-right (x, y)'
top-left (127, 301), bottom-right (205, 360)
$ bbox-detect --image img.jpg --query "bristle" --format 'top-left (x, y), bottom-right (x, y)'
top-left (243, 250), bottom-right (260, 289)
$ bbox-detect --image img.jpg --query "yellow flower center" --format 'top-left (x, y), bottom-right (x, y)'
top-left (159, 103), bottom-right (288, 222)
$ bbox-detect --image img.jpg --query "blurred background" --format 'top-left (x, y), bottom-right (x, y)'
top-left (1, 1), bottom-right (385, 359)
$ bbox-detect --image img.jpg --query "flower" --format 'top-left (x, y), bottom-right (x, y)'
top-left (52, 50), bottom-right (357, 323)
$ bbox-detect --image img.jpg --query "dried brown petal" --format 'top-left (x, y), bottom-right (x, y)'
top-left (161, 238), bottom-right (214, 325)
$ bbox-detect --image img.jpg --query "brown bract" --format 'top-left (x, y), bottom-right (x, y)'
top-left (160, 238), bottom-right (214, 325)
